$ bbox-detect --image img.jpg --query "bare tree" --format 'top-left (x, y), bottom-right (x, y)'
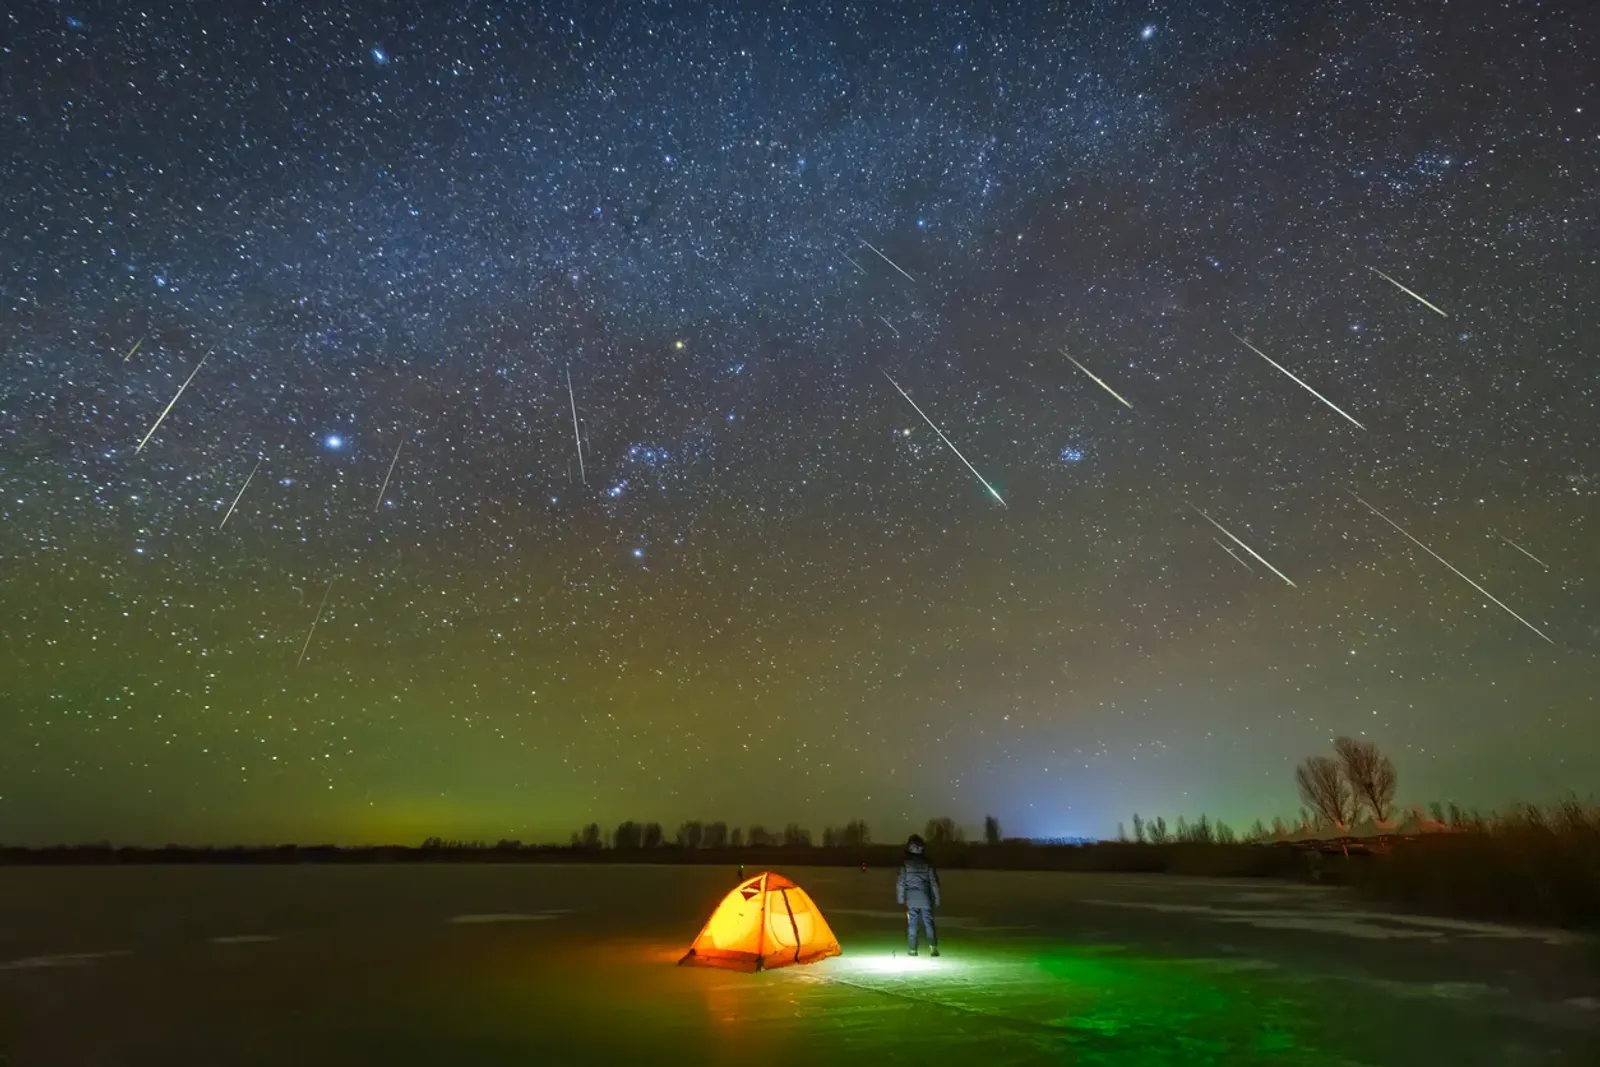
top-left (1147, 816), bottom-right (1170, 844)
top-left (983, 814), bottom-right (1003, 845)
top-left (1116, 821), bottom-right (1128, 843)
top-left (642, 822), bottom-right (664, 849)
top-left (1131, 813), bottom-right (1145, 843)
top-left (675, 821), bottom-right (704, 849)
top-left (1334, 737), bottom-right (1397, 822)
top-left (746, 825), bottom-right (772, 847)
top-left (782, 823), bottom-right (812, 848)
top-left (1296, 755), bottom-right (1356, 829)
top-left (1248, 819), bottom-right (1270, 842)
top-left (580, 823), bottom-right (603, 850)
top-left (842, 819), bottom-right (870, 847)
top-left (612, 821), bottom-right (642, 850)
top-left (702, 821), bottom-right (729, 849)
top-left (728, 826), bottom-right (742, 848)
top-left (925, 816), bottom-right (964, 845)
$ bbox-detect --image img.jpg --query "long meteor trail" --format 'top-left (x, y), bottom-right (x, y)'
top-left (566, 367), bottom-right (585, 484)
top-left (297, 575), bottom-right (336, 666)
top-left (1365, 266), bottom-right (1448, 318)
top-left (373, 433), bottom-right (406, 512)
top-left (1189, 504), bottom-right (1296, 587)
top-left (121, 338), bottom-right (144, 363)
top-left (1230, 331), bottom-right (1365, 430)
top-left (1347, 492), bottom-right (1553, 645)
top-left (1061, 349), bottom-right (1133, 409)
top-left (218, 457), bottom-right (262, 529)
top-left (883, 371), bottom-right (1006, 507)
top-left (877, 315), bottom-right (901, 337)
top-left (860, 239), bottom-right (917, 283)
top-left (135, 351), bottom-right (210, 454)
top-left (1497, 533), bottom-right (1549, 570)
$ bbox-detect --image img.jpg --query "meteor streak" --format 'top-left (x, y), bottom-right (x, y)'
top-left (841, 252), bottom-right (867, 275)
top-left (218, 457), bottom-right (262, 529)
top-left (883, 371), bottom-right (1006, 507)
top-left (1061, 349), bottom-right (1133, 409)
top-left (566, 366), bottom-right (585, 484)
top-left (860, 239), bottom-right (917, 283)
top-left (297, 575), bottom-right (336, 666)
top-left (1188, 504), bottom-right (1296, 587)
top-left (877, 315), bottom-right (901, 337)
top-left (121, 338), bottom-right (144, 362)
top-left (134, 351), bottom-right (210, 454)
top-left (373, 433), bottom-right (406, 512)
top-left (1365, 266), bottom-right (1448, 318)
top-left (1212, 536), bottom-right (1254, 573)
top-left (1497, 533), bottom-right (1549, 570)
top-left (1347, 492), bottom-right (1553, 645)
top-left (1230, 331), bottom-right (1365, 430)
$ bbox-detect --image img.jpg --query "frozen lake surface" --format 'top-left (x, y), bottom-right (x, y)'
top-left (1, 864), bottom-right (1596, 1065)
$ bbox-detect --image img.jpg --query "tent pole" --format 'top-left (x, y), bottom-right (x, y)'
top-left (780, 889), bottom-right (804, 964)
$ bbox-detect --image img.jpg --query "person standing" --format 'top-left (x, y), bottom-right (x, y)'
top-left (896, 833), bottom-right (941, 957)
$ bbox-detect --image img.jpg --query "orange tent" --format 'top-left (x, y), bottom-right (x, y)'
top-left (679, 871), bottom-right (841, 972)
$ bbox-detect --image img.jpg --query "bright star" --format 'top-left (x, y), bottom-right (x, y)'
top-left (1141, 25), bottom-right (1156, 40)
top-left (324, 435), bottom-right (344, 450)
top-left (371, 47), bottom-right (388, 64)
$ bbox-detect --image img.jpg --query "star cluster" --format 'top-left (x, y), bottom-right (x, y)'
top-left (1, 0), bottom-right (1596, 845)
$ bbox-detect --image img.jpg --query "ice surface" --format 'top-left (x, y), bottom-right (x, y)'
top-left (0, 865), bottom-right (1594, 1065)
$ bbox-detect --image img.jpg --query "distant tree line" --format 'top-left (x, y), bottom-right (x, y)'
top-left (565, 816), bottom-right (999, 851)
top-left (1119, 737), bottom-right (1412, 846)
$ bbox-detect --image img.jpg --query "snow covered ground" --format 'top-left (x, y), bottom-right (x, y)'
top-left (1, 864), bottom-right (1595, 1065)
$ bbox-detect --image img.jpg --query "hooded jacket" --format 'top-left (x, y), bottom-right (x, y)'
top-left (896, 853), bottom-right (941, 909)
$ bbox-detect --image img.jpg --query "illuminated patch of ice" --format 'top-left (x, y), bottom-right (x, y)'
top-left (827, 908), bottom-right (1032, 930)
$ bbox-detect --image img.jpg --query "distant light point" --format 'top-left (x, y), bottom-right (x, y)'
top-left (371, 47), bottom-right (388, 64)
top-left (324, 435), bottom-right (344, 450)
top-left (1141, 25), bottom-right (1156, 40)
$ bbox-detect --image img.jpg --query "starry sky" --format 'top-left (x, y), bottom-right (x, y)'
top-left (2, 0), bottom-right (1596, 846)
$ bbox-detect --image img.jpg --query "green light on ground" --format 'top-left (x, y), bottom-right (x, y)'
top-left (803, 940), bottom-right (1324, 1064)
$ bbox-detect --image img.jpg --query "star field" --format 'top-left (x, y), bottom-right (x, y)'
top-left (2, 0), bottom-right (1596, 845)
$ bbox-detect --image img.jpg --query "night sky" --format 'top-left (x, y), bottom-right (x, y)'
top-left (3, 1), bottom-right (1596, 847)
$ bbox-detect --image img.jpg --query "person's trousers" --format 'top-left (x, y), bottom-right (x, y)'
top-left (906, 907), bottom-right (937, 951)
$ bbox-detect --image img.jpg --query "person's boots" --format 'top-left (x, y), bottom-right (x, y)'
top-left (930, 945), bottom-right (940, 958)
top-left (908, 947), bottom-right (918, 956)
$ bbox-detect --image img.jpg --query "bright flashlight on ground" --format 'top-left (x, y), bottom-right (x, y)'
top-left (846, 955), bottom-right (931, 976)
top-left (828, 953), bottom-right (973, 979)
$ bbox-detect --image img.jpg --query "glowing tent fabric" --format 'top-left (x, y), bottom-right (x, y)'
top-left (679, 871), bottom-right (841, 972)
